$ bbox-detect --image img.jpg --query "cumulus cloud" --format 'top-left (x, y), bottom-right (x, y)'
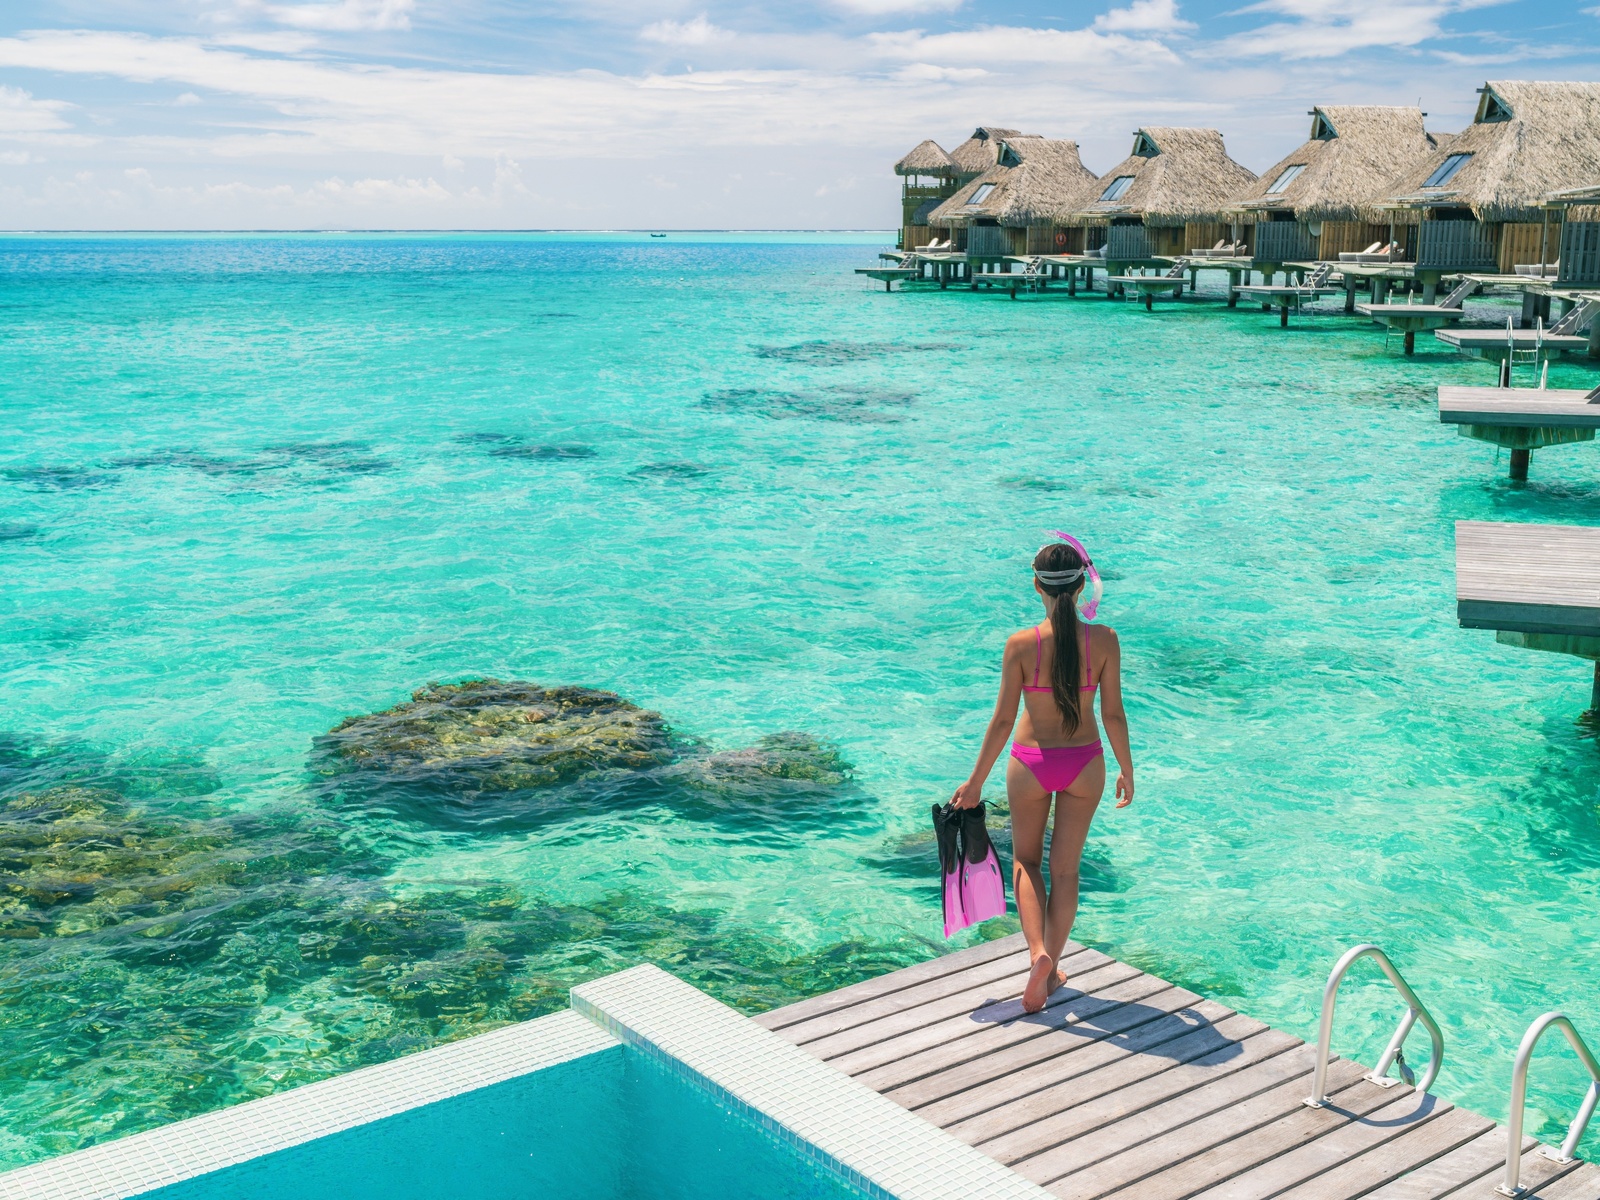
top-left (867, 25), bottom-right (1180, 66)
top-left (1094, 0), bottom-right (1195, 34)
top-left (0, 84), bottom-right (74, 134)
top-left (1221, 0), bottom-right (1476, 58)
top-left (894, 63), bottom-right (988, 81)
top-left (260, 0), bottom-right (415, 33)
top-left (830, 0), bottom-right (964, 15)
top-left (639, 14), bottom-right (733, 46)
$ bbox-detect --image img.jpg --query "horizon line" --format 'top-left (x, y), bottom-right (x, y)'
top-left (0, 227), bottom-right (897, 235)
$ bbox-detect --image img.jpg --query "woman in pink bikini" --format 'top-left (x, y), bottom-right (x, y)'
top-left (950, 533), bottom-right (1134, 1013)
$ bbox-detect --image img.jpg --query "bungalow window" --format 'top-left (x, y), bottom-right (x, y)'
top-left (1266, 164), bottom-right (1305, 194)
top-left (966, 183), bottom-right (996, 205)
top-left (1099, 176), bottom-right (1135, 201)
top-left (1422, 153), bottom-right (1472, 188)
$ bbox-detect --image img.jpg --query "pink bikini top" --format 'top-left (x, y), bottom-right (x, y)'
top-left (1022, 624), bottom-right (1097, 694)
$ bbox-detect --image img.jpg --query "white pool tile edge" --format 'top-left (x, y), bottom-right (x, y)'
top-left (0, 1010), bottom-right (618, 1200)
top-left (571, 963), bottom-right (1056, 1200)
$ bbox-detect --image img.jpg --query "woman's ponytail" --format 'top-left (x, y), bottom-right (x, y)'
top-left (1031, 542), bottom-right (1086, 732)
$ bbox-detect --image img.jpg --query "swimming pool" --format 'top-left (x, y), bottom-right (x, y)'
top-left (1, 231), bottom-right (1597, 1164)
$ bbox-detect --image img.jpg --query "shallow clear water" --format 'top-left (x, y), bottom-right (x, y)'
top-left (2, 233), bottom-right (1598, 1168)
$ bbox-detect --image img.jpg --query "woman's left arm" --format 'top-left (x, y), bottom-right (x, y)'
top-left (1097, 629), bottom-right (1135, 808)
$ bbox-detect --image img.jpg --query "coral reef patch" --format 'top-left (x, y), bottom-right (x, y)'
top-left (313, 679), bottom-right (862, 838)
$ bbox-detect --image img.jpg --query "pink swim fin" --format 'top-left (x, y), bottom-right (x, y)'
top-left (958, 804), bottom-right (1007, 926)
top-left (932, 803), bottom-right (967, 937)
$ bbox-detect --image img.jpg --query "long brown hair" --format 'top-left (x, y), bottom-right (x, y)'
top-left (1032, 542), bottom-right (1087, 731)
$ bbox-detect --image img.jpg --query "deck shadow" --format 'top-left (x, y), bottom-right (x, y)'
top-left (965, 991), bottom-right (1246, 1064)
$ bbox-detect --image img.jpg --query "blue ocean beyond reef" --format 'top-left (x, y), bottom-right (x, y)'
top-left (1, 231), bottom-right (1597, 1169)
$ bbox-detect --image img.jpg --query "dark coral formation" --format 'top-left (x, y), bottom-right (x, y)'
top-left (700, 386), bottom-right (914, 424)
top-left (753, 340), bottom-right (960, 363)
top-left (314, 679), bottom-right (861, 837)
top-left (314, 680), bottom-right (676, 827)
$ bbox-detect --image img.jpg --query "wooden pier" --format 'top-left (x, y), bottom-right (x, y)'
top-left (757, 933), bottom-right (1597, 1199)
top-left (1438, 386), bottom-right (1600, 478)
top-left (1456, 519), bottom-right (1600, 708)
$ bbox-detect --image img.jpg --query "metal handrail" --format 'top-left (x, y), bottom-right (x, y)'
top-left (1305, 944), bottom-right (1445, 1108)
top-left (1498, 1013), bottom-right (1600, 1197)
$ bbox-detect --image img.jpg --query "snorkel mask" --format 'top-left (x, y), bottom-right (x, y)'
top-left (1036, 530), bottom-right (1102, 621)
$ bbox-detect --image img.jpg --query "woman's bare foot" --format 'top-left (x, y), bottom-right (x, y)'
top-left (1022, 953), bottom-right (1056, 1013)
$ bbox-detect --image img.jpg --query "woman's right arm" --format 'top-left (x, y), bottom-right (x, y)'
top-left (950, 635), bottom-right (1023, 810)
top-left (1097, 628), bottom-right (1135, 808)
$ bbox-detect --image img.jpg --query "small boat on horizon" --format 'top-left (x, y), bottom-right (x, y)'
top-left (650, 232), bottom-right (667, 238)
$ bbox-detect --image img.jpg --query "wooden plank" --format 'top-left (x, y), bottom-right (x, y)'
top-left (797, 948), bottom-right (1119, 1064)
top-left (1457, 522), bottom-right (1600, 607)
top-left (1034, 1058), bottom-right (1373, 1197)
top-left (755, 934), bottom-right (1027, 1030)
top-left (1438, 330), bottom-right (1588, 350)
top-left (918, 1003), bottom-right (1257, 1129)
top-left (1217, 1102), bottom-right (1490, 1200)
top-left (1438, 386), bottom-right (1600, 429)
top-left (1432, 1147), bottom-right (1591, 1199)
top-left (774, 945), bottom-right (1037, 1045)
top-left (847, 969), bottom-right (1178, 1092)
top-left (1010, 1046), bottom-right (1337, 1184)
top-left (975, 1030), bottom-right (1306, 1166)
top-left (1364, 1128), bottom-right (1532, 1199)
top-left (1526, 1162), bottom-right (1600, 1199)
top-left (892, 993), bottom-right (1242, 1116)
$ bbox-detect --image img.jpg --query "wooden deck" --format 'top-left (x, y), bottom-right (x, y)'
top-left (756, 934), bottom-right (1598, 1199)
top-left (1456, 520), bottom-right (1600, 639)
top-left (1434, 329), bottom-right (1591, 361)
top-left (1439, 386), bottom-right (1600, 430)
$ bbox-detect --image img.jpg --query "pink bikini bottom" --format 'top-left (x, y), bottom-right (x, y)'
top-left (1010, 740), bottom-right (1104, 793)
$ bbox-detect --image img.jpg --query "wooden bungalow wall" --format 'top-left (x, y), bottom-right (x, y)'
top-left (1498, 223), bottom-right (1549, 272)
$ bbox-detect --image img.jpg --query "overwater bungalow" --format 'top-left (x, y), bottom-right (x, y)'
top-left (894, 140), bottom-right (959, 252)
top-left (1374, 81), bottom-right (1600, 284)
top-left (1227, 106), bottom-right (1439, 269)
top-left (1062, 128), bottom-right (1256, 268)
top-left (926, 136), bottom-right (1098, 260)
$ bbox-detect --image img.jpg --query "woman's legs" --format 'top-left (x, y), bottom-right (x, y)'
top-left (1006, 757), bottom-right (1057, 1012)
top-left (1042, 757), bottom-right (1106, 972)
top-left (1006, 754), bottom-right (1106, 1012)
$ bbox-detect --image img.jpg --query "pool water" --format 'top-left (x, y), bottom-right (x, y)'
top-left (1, 232), bottom-right (1598, 1169)
top-left (136, 1043), bottom-right (869, 1200)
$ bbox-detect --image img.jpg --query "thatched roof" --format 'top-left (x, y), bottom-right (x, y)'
top-left (1376, 81), bottom-right (1600, 223)
top-left (1227, 106), bottom-right (1438, 223)
top-left (926, 137), bottom-right (1099, 229)
top-left (895, 139), bottom-right (955, 178)
top-left (1065, 128), bottom-right (1256, 227)
top-left (948, 127), bottom-right (1024, 178)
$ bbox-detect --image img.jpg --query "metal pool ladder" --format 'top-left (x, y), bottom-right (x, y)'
top-left (1305, 944), bottom-right (1445, 1108)
top-left (1497, 1012), bottom-right (1600, 1196)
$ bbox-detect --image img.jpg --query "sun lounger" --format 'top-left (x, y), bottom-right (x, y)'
top-left (1513, 262), bottom-right (1558, 277)
top-left (1339, 242), bottom-right (1402, 264)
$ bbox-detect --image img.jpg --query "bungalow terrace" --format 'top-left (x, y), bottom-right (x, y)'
top-left (1227, 106), bottom-right (1439, 268)
top-left (1062, 128), bottom-right (1256, 267)
top-left (927, 136), bottom-right (1098, 259)
top-left (1374, 81), bottom-right (1600, 278)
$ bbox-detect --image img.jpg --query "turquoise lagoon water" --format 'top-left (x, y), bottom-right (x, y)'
top-left (139, 1043), bottom-right (867, 1200)
top-left (1, 232), bottom-right (1598, 1168)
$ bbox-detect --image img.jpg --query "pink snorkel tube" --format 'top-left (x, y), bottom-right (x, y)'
top-left (1048, 530), bottom-right (1102, 620)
